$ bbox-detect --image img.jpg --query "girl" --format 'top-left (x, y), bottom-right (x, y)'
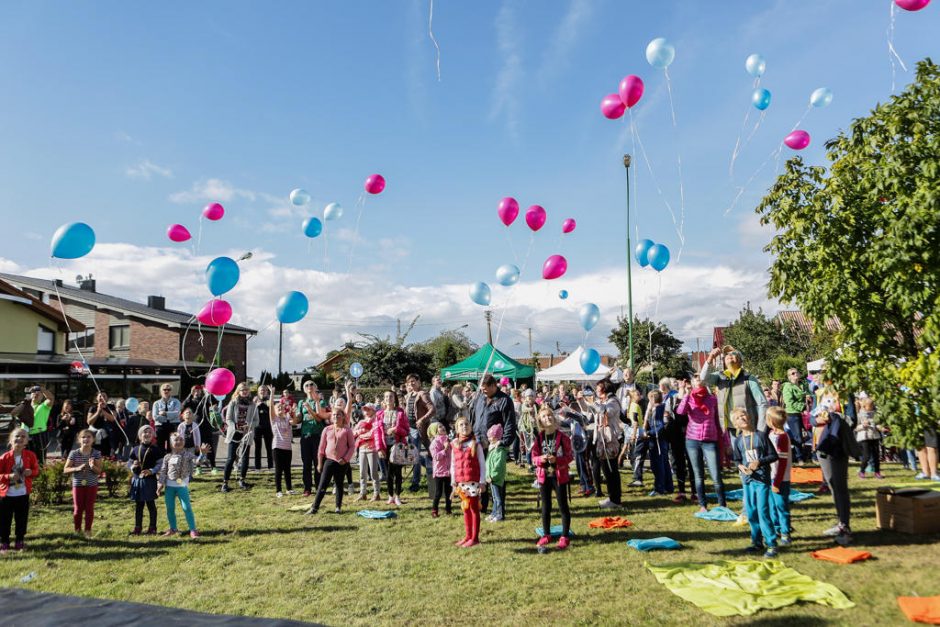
top-left (377, 390), bottom-right (409, 506)
top-left (176, 408), bottom-right (202, 457)
top-left (57, 399), bottom-right (77, 457)
top-left (307, 408), bottom-right (355, 515)
top-left (63, 429), bottom-right (102, 536)
top-left (272, 392), bottom-right (296, 497)
top-left (128, 425), bottom-right (162, 535)
top-left (353, 404), bottom-right (381, 502)
top-left (450, 416), bottom-right (486, 548)
top-left (428, 422), bottom-right (452, 517)
top-left (485, 424), bottom-right (508, 522)
top-left (157, 433), bottom-right (206, 537)
top-left (532, 407), bottom-right (574, 550)
top-left (644, 390), bottom-right (674, 497)
top-left (677, 377), bottom-right (726, 513)
top-left (0, 429), bottom-right (39, 553)
top-left (731, 407), bottom-right (779, 558)
top-left (517, 390), bottom-right (537, 471)
top-left (855, 398), bottom-right (883, 479)
top-left (222, 382), bottom-right (258, 492)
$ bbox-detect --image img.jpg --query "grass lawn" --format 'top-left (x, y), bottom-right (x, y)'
top-left (0, 461), bottom-right (937, 625)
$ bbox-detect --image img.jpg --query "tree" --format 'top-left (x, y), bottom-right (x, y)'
top-left (609, 316), bottom-right (692, 379)
top-left (756, 59), bottom-right (939, 442)
top-left (722, 305), bottom-right (792, 381)
top-left (416, 330), bottom-right (477, 376)
top-left (348, 334), bottom-right (433, 387)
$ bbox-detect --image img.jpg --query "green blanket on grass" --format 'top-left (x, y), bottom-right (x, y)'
top-left (645, 560), bottom-right (855, 617)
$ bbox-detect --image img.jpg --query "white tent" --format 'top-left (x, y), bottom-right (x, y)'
top-left (806, 358), bottom-right (826, 373)
top-left (536, 346), bottom-right (611, 382)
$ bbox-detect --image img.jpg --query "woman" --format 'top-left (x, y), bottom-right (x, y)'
top-left (294, 381), bottom-right (331, 497)
top-left (220, 383), bottom-right (258, 493)
top-left (57, 399), bottom-right (78, 458)
top-left (677, 376), bottom-right (726, 513)
top-left (376, 390), bottom-right (409, 506)
top-left (86, 392), bottom-right (116, 458)
top-left (113, 399), bottom-right (133, 461)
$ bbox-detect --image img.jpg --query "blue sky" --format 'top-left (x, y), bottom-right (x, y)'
top-left (1, 1), bottom-right (937, 373)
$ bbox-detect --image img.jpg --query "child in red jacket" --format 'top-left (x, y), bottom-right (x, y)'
top-left (450, 416), bottom-right (486, 548)
top-left (0, 428), bottom-right (40, 553)
top-left (532, 407), bottom-right (574, 550)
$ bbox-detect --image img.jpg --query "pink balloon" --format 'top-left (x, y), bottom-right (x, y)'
top-left (205, 367), bottom-right (236, 396)
top-left (542, 254), bottom-right (568, 280)
top-left (784, 130), bottom-right (811, 150)
top-left (497, 197), bottom-right (519, 227)
top-left (196, 299), bottom-right (232, 326)
top-left (364, 174), bottom-right (386, 195)
top-left (600, 93), bottom-right (626, 120)
top-left (618, 75), bottom-right (645, 108)
top-left (525, 205), bottom-right (547, 232)
top-left (499, 377), bottom-right (510, 387)
top-left (167, 224), bottom-right (191, 243)
top-left (562, 218), bottom-right (576, 234)
top-left (203, 203), bottom-right (225, 221)
top-left (895, 0), bottom-right (930, 10)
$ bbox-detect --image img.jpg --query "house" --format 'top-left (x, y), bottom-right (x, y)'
top-left (0, 273), bottom-right (256, 402)
top-left (774, 310), bottom-right (842, 334)
top-left (311, 345), bottom-right (360, 382)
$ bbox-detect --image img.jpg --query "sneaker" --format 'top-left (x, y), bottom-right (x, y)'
top-left (485, 514), bottom-right (495, 523)
top-left (531, 480), bottom-right (540, 489)
top-left (733, 514), bottom-right (749, 527)
top-left (276, 492), bottom-right (283, 498)
top-left (394, 495), bottom-right (402, 506)
top-left (583, 487), bottom-right (594, 497)
top-left (742, 544), bottom-right (762, 554)
top-left (648, 490), bottom-right (660, 497)
top-left (857, 472), bottom-right (867, 479)
top-left (764, 547), bottom-right (778, 558)
top-left (387, 496), bottom-right (395, 505)
top-left (303, 490), bottom-right (311, 497)
top-left (408, 484), bottom-right (420, 493)
top-left (874, 473), bottom-right (884, 479)
top-left (13, 541), bottom-right (24, 551)
top-left (194, 467), bottom-right (202, 476)
top-left (145, 528), bottom-right (157, 535)
top-left (822, 524), bottom-right (842, 537)
top-left (698, 506), bottom-right (708, 514)
top-left (190, 530), bottom-right (200, 539)
top-left (557, 536), bottom-right (570, 550)
top-left (162, 529), bottom-right (178, 537)
top-left (536, 536), bottom-right (550, 547)
top-left (629, 480), bottom-right (644, 487)
top-left (673, 493), bottom-right (687, 503)
top-left (932, 475), bottom-right (940, 482)
top-left (211, 468), bottom-right (219, 475)
top-left (598, 498), bottom-right (618, 509)
top-left (369, 493), bottom-right (379, 502)
top-left (333, 507), bottom-right (341, 514)
top-left (432, 509), bottom-right (439, 518)
top-left (914, 472), bottom-right (928, 480)
top-left (219, 483), bottom-right (230, 493)
top-left (835, 529), bottom-right (853, 546)
top-left (778, 534), bottom-right (791, 546)
top-left (238, 480), bottom-right (250, 490)
top-left (129, 527), bottom-right (141, 536)
top-left (354, 494), bottom-right (365, 502)
top-left (462, 539), bottom-right (480, 548)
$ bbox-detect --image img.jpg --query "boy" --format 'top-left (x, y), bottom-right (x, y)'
top-left (731, 407), bottom-right (779, 558)
top-left (486, 424), bottom-right (508, 522)
top-left (766, 407), bottom-right (792, 545)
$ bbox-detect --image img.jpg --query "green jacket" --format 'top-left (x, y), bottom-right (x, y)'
top-left (486, 445), bottom-right (508, 486)
top-left (782, 382), bottom-right (809, 414)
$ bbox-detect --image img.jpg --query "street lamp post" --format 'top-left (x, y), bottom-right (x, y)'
top-left (623, 154), bottom-right (635, 370)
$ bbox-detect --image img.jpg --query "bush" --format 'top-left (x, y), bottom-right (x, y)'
top-left (772, 355), bottom-right (806, 382)
top-left (102, 459), bottom-right (129, 498)
top-left (30, 457), bottom-right (129, 505)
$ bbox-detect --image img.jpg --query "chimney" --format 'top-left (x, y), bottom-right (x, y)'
top-left (147, 295), bottom-right (165, 310)
top-left (54, 279), bottom-right (63, 287)
top-left (78, 278), bottom-right (96, 292)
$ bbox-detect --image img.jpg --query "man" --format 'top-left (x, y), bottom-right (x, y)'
top-left (253, 385), bottom-right (274, 472)
top-left (86, 391), bottom-right (117, 457)
top-left (471, 374), bottom-right (517, 512)
top-left (700, 347), bottom-right (768, 432)
top-left (593, 380), bottom-right (624, 509)
top-left (27, 386), bottom-right (54, 465)
top-left (182, 385), bottom-right (218, 473)
top-left (404, 374), bottom-right (435, 492)
top-left (782, 368), bottom-right (812, 464)
top-left (152, 383), bottom-right (181, 452)
top-left (428, 375), bottom-right (451, 431)
top-left (295, 380), bottom-right (331, 497)
top-left (612, 365), bottom-right (642, 418)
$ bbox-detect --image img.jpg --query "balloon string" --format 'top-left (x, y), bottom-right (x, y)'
top-left (664, 67), bottom-right (686, 262)
top-left (347, 193), bottom-right (366, 276)
top-left (429, 0), bottom-right (442, 82)
top-left (51, 265), bottom-right (101, 396)
top-left (730, 76), bottom-right (760, 178)
top-left (631, 115), bottom-right (684, 247)
top-left (887, 1), bottom-right (908, 93)
top-left (629, 111), bottom-right (640, 244)
top-left (196, 217), bottom-right (203, 256)
top-left (742, 109), bottom-right (767, 148)
top-left (504, 228), bottom-right (519, 265)
top-left (724, 144), bottom-right (780, 216)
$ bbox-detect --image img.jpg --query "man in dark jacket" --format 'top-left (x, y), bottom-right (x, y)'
top-left (471, 374), bottom-right (517, 513)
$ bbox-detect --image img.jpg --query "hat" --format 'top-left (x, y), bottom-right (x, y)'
top-left (363, 403), bottom-right (376, 412)
top-left (428, 422), bottom-right (442, 438)
top-left (487, 424), bottom-right (504, 442)
top-left (523, 389), bottom-right (535, 398)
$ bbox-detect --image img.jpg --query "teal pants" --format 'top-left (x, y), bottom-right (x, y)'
top-left (743, 480), bottom-right (776, 548)
top-left (164, 485), bottom-right (197, 531)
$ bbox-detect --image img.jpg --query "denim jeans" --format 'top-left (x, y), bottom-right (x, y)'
top-left (575, 450), bottom-right (592, 491)
top-left (490, 482), bottom-right (505, 520)
top-left (685, 439), bottom-right (725, 508)
top-left (785, 413), bottom-right (805, 463)
top-left (223, 437), bottom-right (250, 483)
top-left (648, 436), bottom-right (674, 494)
top-left (408, 428), bottom-right (429, 489)
top-left (743, 480), bottom-right (777, 548)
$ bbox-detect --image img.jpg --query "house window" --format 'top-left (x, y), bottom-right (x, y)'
top-left (109, 325), bottom-right (130, 350)
top-left (37, 325), bottom-right (55, 354)
top-left (68, 330), bottom-right (94, 350)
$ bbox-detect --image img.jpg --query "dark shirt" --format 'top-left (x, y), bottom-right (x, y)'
top-left (471, 390), bottom-right (516, 448)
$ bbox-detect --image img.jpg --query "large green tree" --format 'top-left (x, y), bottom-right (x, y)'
top-left (722, 305), bottom-right (800, 381)
top-left (609, 316), bottom-right (692, 379)
top-left (756, 59), bottom-right (939, 442)
top-left (416, 330), bottom-right (477, 375)
top-left (345, 334), bottom-right (433, 387)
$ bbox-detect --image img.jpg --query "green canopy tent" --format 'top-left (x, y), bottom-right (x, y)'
top-left (440, 343), bottom-right (534, 382)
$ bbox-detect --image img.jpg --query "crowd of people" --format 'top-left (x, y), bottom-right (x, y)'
top-left (2, 344), bottom-right (939, 555)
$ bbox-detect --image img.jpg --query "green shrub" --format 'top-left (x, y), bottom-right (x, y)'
top-left (102, 459), bottom-right (129, 498)
top-left (31, 459), bottom-right (68, 506)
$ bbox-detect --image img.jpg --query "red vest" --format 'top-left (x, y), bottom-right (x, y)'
top-left (452, 440), bottom-right (480, 483)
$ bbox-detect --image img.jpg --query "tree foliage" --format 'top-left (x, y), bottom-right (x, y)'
top-left (415, 330), bottom-right (477, 376)
top-left (347, 334), bottom-right (433, 387)
top-left (756, 58), bottom-right (939, 442)
top-left (722, 305), bottom-right (795, 381)
top-left (609, 315), bottom-right (692, 379)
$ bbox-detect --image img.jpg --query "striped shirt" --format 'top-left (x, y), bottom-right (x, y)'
top-left (67, 449), bottom-right (102, 487)
top-left (272, 414), bottom-right (293, 451)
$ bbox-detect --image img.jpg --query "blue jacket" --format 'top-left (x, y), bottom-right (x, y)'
top-left (732, 431), bottom-right (778, 484)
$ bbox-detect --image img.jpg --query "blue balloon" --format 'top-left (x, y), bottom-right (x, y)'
top-left (580, 348), bottom-right (601, 375)
top-left (745, 53), bottom-right (766, 77)
top-left (349, 362), bottom-right (363, 378)
top-left (324, 202), bottom-right (343, 221)
top-left (558, 289), bottom-right (568, 300)
top-left (648, 244), bottom-right (671, 272)
top-left (303, 217), bottom-right (323, 238)
top-left (50, 222), bottom-right (96, 259)
top-left (276, 290), bottom-right (309, 324)
top-left (125, 397), bottom-right (139, 413)
top-left (469, 281), bottom-right (491, 306)
top-left (635, 239), bottom-right (655, 267)
top-left (646, 37), bottom-right (675, 69)
top-left (579, 303), bottom-right (600, 332)
top-left (205, 257), bottom-right (240, 296)
top-left (810, 87), bottom-right (833, 108)
top-left (495, 264), bottom-right (520, 287)
top-left (290, 188), bottom-right (311, 206)
top-left (752, 88), bottom-right (772, 111)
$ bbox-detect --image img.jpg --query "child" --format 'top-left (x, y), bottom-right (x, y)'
top-left (731, 407), bottom-right (779, 558)
top-left (532, 407), bottom-right (574, 550)
top-left (0, 428), bottom-right (39, 553)
top-left (450, 416), bottom-right (486, 548)
top-left (128, 425), bottom-right (163, 535)
top-left (63, 429), bottom-right (103, 537)
top-left (157, 433), bottom-right (206, 537)
top-left (307, 408), bottom-right (355, 515)
top-left (428, 422), bottom-right (452, 517)
top-left (644, 390), bottom-right (674, 497)
top-left (176, 408), bottom-right (202, 457)
top-left (272, 393), bottom-right (296, 497)
top-left (377, 391), bottom-right (409, 506)
top-left (766, 407), bottom-right (792, 545)
top-left (855, 398), bottom-right (883, 479)
top-left (353, 404), bottom-right (381, 502)
top-left (485, 424), bottom-right (508, 522)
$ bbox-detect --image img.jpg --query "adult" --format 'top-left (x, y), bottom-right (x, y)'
top-left (404, 374), bottom-right (435, 493)
top-left (611, 365), bottom-right (641, 417)
top-left (120, 399), bottom-right (143, 461)
top-left (56, 399), bottom-right (78, 458)
top-left (766, 380), bottom-right (782, 407)
top-left (152, 383), bottom-right (181, 453)
top-left (86, 391), bottom-right (116, 458)
top-left (253, 385), bottom-right (274, 472)
top-left (429, 375), bottom-right (452, 431)
top-left (573, 387), bottom-right (602, 496)
top-left (376, 390), bottom-right (409, 506)
top-left (182, 385), bottom-right (217, 472)
top-left (27, 386), bottom-right (54, 465)
top-left (782, 368), bottom-right (812, 464)
top-left (814, 407), bottom-right (859, 545)
top-left (701, 346), bottom-right (769, 432)
top-left (677, 377), bottom-right (726, 512)
top-left (661, 378), bottom-right (692, 503)
top-left (112, 399), bottom-right (132, 460)
top-left (593, 380), bottom-right (624, 509)
top-left (220, 382), bottom-right (258, 492)
top-left (471, 374), bottom-right (517, 513)
top-left (915, 427), bottom-right (939, 481)
top-left (295, 381), bottom-right (331, 497)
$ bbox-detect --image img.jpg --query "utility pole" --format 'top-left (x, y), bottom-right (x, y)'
top-left (528, 327), bottom-right (533, 361)
top-left (484, 310), bottom-right (493, 345)
top-left (396, 318), bottom-right (401, 343)
top-left (623, 154), bottom-right (635, 370)
top-left (278, 322), bottom-right (283, 374)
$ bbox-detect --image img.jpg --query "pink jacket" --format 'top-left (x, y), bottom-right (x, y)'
top-left (353, 416), bottom-right (380, 451)
top-left (678, 392), bottom-right (720, 442)
top-left (531, 431), bottom-right (574, 485)
top-left (429, 434), bottom-right (451, 478)
top-left (375, 408), bottom-right (409, 452)
top-left (318, 425), bottom-right (356, 465)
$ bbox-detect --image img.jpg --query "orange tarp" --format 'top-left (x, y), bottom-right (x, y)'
top-left (588, 516), bottom-right (634, 529)
top-left (898, 596), bottom-right (940, 624)
top-left (810, 546), bottom-right (872, 564)
top-left (790, 466), bottom-right (824, 484)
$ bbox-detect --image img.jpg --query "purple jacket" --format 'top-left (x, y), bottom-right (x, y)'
top-left (429, 434), bottom-right (451, 478)
top-left (678, 392), bottom-right (720, 442)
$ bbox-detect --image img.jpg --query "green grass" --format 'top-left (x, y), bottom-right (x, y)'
top-left (1, 462), bottom-right (937, 625)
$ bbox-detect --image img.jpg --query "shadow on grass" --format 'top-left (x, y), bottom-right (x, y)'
top-left (736, 616), bottom-right (832, 626)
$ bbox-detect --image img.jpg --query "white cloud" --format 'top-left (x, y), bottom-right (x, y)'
top-left (114, 130), bottom-right (140, 145)
top-left (125, 159), bottom-right (173, 180)
top-left (537, 0), bottom-right (593, 86)
top-left (169, 178), bottom-right (258, 204)
top-left (490, 1), bottom-right (524, 142)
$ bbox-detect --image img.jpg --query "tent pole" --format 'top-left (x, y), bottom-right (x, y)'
top-left (623, 154), bottom-right (635, 370)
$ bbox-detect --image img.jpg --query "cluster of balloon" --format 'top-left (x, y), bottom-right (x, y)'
top-left (600, 74), bottom-right (644, 120)
top-left (196, 298), bottom-right (233, 326)
top-left (895, 0), bottom-right (930, 10)
top-left (166, 202), bottom-right (224, 244)
top-left (51, 222), bottom-right (96, 259)
top-left (205, 367), bottom-right (236, 396)
top-left (579, 303), bottom-right (600, 331)
top-left (349, 362), bottom-right (363, 379)
top-left (635, 238), bottom-right (671, 272)
top-left (495, 264), bottom-right (520, 286)
top-left (276, 291), bottom-right (309, 324)
top-left (469, 281), bottom-right (491, 306)
top-left (580, 348), bottom-right (601, 375)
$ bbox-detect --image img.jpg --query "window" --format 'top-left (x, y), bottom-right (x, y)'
top-left (68, 330), bottom-right (94, 350)
top-left (109, 325), bottom-right (130, 350)
top-left (37, 325), bottom-right (55, 354)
